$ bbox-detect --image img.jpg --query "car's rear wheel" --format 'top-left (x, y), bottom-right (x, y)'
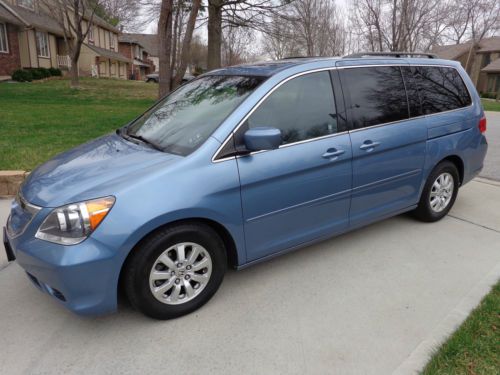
top-left (123, 223), bottom-right (227, 319)
top-left (413, 161), bottom-right (459, 222)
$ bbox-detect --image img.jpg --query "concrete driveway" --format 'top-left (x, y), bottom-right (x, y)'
top-left (1, 111), bottom-right (500, 374)
top-left (1, 178), bottom-right (500, 375)
top-left (480, 111), bottom-right (500, 181)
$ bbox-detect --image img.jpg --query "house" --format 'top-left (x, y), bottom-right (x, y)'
top-left (78, 14), bottom-right (130, 79)
top-left (0, 0), bottom-right (64, 76)
top-left (0, 0), bottom-right (130, 79)
top-left (432, 36), bottom-right (500, 95)
top-left (118, 34), bottom-right (156, 80)
top-left (119, 33), bottom-right (159, 73)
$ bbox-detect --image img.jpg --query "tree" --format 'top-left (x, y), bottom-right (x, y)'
top-left (349, 0), bottom-right (450, 53)
top-left (261, 0), bottom-right (348, 58)
top-left (158, 0), bottom-right (174, 97)
top-left (221, 25), bottom-right (254, 65)
top-left (206, 0), bottom-right (286, 70)
top-left (158, 0), bottom-right (202, 96)
top-left (461, 0), bottom-right (500, 73)
top-left (98, 0), bottom-right (143, 31)
top-left (44, 0), bottom-right (100, 88)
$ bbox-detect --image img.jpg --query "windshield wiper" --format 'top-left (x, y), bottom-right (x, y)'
top-left (117, 128), bottom-right (165, 152)
top-left (127, 133), bottom-right (165, 152)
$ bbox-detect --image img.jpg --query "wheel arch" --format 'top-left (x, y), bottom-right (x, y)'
top-left (440, 154), bottom-right (464, 185)
top-left (118, 217), bottom-right (240, 297)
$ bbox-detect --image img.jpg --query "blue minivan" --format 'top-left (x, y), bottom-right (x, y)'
top-left (4, 54), bottom-right (488, 319)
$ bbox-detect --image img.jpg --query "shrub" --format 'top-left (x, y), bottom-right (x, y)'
top-left (48, 67), bottom-right (62, 76)
top-left (11, 69), bottom-right (33, 82)
top-left (30, 68), bottom-right (43, 80)
top-left (481, 92), bottom-right (498, 99)
top-left (39, 68), bottom-right (51, 78)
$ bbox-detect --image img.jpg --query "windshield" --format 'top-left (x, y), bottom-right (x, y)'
top-left (126, 75), bottom-right (265, 156)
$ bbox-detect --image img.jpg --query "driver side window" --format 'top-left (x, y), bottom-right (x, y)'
top-left (245, 71), bottom-right (339, 145)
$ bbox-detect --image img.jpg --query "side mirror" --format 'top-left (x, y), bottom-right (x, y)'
top-left (244, 127), bottom-right (282, 152)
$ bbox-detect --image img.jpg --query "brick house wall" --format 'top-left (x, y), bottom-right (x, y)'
top-left (0, 23), bottom-right (21, 76)
top-left (118, 42), bottom-right (135, 79)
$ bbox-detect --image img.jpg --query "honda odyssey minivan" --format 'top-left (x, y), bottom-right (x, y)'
top-left (4, 53), bottom-right (488, 319)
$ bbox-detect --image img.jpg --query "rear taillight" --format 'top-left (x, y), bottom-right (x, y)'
top-left (478, 116), bottom-right (487, 133)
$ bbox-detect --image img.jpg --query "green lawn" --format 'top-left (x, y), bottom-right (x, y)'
top-left (481, 99), bottom-right (500, 112)
top-left (422, 281), bottom-right (500, 375)
top-left (0, 78), bottom-right (157, 170)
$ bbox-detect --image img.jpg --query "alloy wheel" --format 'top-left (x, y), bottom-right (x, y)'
top-left (149, 242), bottom-right (212, 305)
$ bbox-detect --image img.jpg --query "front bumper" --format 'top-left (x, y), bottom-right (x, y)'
top-left (5, 220), bottom-right (122, 316)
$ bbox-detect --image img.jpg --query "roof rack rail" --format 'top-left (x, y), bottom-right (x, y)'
top-left (281, 56), bottom-right (323, 59)
top-left (343, 52), bottom-right (437, 59)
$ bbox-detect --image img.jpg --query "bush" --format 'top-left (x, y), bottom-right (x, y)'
top-left (38, 68), bottom-right (51, 78)
top-left (30, 68), bottom-right (43, 80)
top-left (48, 67), bottom-right (62, 76)
top-left (481, 92), bottom-right (498, 99)
top-left (11, 69), bottom-right (33, 82)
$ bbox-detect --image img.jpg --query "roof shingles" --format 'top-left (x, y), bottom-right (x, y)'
top-left (432, 36), bottom-right (500, 60)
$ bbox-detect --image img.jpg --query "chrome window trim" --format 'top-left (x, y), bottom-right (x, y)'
top-left (211, 63), bottom-right (474, 163)
top-left (6, 191), bottom-right (42, 239)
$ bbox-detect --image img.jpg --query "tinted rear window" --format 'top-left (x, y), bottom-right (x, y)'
top-left (340, 66), bottom-right (409, 129)
top-left (414, 66), bottom-right (471, 114)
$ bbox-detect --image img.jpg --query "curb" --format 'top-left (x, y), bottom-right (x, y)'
top-left (474, 176), bottom-right (500, 187)
top-left (392, 262), bottom-right (500, 375)
top-left (0, 171), bottom-right (27, 197)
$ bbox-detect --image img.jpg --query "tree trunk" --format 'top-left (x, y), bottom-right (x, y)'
top-left (207, 0), bottom-right (223, 70)
top-left (170, 3), bottom-right (180, 78)
top-left (158, 0), bottom-right (174, 97)
top-left (173, 0), bottom-right (201, 88)
top-left (68, 39), bottom-right (82, 89)
top-left (69, 57), bottom-right (79, 88)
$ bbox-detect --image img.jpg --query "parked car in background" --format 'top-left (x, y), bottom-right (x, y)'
top-left (145, 72), bottom-right (195, 84)
top-left (4, 54), bottom-right (487, 320)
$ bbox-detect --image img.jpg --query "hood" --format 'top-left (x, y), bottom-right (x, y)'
top-left (22, 133), bottom-right (182, 207)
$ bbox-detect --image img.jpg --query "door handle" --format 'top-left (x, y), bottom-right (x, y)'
top-left (359, 141), bottom-right (381, 150)
top-left (322, 148), bottom-right (345, 159)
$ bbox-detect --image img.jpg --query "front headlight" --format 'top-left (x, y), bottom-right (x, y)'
top-left (35, 196), bottom-right (115, 245)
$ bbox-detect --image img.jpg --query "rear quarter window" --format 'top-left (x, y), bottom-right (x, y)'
top-left (414, 66), bottom-right (472, 114)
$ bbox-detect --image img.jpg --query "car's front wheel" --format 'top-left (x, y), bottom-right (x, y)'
top-left (123, 223), bottom-right (227, 319)
top-left (413, 161), bottom-right (459, 222)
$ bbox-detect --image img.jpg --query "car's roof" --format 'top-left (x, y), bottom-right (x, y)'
top-left (206, 56), bottom-right (459, 77)
top-left (207, 58), bottom-right (340, 77)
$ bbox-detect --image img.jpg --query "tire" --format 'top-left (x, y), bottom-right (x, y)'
top-left (123, 223), bottom-right (227, 319)
top-left (413, 161), bottom-right (459, 222)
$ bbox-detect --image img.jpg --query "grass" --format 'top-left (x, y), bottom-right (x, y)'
top-left (422, 280), bottom-right (500, 375)
top-left (481, 99), bottom-right (500, 112)
top-left (0, 77), bottom-right (157, 170)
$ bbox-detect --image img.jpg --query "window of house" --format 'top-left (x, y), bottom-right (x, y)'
top-left (487, 74), bottom-right (500, 94)
top-left (481, 53), bottom-right (491, 68)
top-left (36, 31), bottom-right (50, 58)
top-left (17, 0), bottom-right (34, 9)
top-left (0, 23), bottom-right (8, 53)
top-left (245, 71), bottom-right (339, 145)
top-left (414, 66), bottom-right (472, 114)
top-left (110, 32), bottom-right (115, 49)
top-left (340, 66), bottom-right (409, 129)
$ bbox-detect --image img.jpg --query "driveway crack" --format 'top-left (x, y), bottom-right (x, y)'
top-left (448, 214), bottom-right (500, 234)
